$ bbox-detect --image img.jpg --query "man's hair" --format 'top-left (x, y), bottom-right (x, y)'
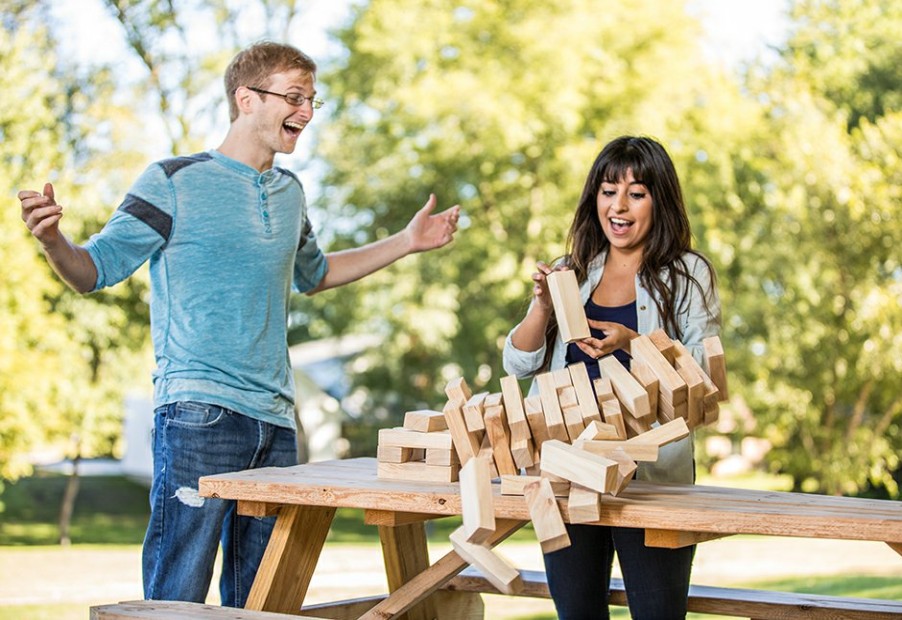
top-left (224, 41), bottom-right (317, 121)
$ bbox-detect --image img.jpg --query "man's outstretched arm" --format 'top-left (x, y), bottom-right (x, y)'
top-left (19, 183), bottom-right (98, 294)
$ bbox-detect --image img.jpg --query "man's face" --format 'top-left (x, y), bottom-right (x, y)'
top-left (249, 69), bottom-right (317, 155)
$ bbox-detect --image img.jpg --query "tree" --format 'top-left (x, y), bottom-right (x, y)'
top-left (714, 0), bottom-right (902, 496)
top-left (303, 0), bottom-right (748, 440)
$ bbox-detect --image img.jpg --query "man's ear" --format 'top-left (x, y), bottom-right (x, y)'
top-left (234, 86), bottom-right (255, 115)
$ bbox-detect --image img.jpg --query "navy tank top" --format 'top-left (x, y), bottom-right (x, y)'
top-left (565, 298), bottom-right (638, 381)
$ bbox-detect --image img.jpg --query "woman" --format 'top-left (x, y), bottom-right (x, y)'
top-left (502, 135), bottom-right (721, 619)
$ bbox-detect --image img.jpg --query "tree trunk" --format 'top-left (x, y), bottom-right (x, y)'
top-left (58, 455), bottom-right (81, 546)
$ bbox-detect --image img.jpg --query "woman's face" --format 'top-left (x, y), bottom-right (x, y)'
top-left (596, 168), bottom-right (654, 254)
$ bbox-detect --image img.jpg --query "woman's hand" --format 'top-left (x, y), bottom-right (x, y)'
top-left (574, 320), bottom-right (638, 359)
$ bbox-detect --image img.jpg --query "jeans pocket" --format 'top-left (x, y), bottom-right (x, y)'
top-left (166, 401), bottom-right (229, 429)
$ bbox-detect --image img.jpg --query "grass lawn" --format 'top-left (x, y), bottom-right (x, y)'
top-left (1, 471), bottom-right (899, 619)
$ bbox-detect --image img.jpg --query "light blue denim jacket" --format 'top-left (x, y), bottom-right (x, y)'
top-left (502, 249), bottom-right (721, 484)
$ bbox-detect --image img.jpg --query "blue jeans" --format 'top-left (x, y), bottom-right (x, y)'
top-left (142, 402), bottom-right (298, 607)
top-left (544, 524), bottom-right (695, 620)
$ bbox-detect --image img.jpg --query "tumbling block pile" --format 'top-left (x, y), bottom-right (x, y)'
top-left (375, 330), bottom-right (729, 592)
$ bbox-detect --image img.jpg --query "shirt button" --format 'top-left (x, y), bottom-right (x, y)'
top-left (639, 305), bottom-right (647, 311)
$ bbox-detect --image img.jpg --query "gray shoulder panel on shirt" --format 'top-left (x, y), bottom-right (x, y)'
top-left (159, 152), bottom-right (213, 178)
top-left (120, 193), bottom-right (172, 241)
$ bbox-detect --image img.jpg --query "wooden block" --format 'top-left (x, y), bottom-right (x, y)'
top-left (377, 445), bottom-right (425, 464)
top-left (459, 456), bottom-right (495, 544)
top-left (561, 405), bottom-right (586, 441)
top-left (593, 376), bottom-right (616, 402)
top-left (477, 432), bottom-right (500, 478)
top-left (443, 400), bottom-right (480, 465)
top-left (449, 526), bottom-right (524, 594)
top-left (576, 420), bottom-right (621, 442)
top-left (540, 439), bottom-right (618, 494)
top-left (675, 363), bottom-right (705, 427)
top-left (628, 418), bottom-right (690, 448)
top-left (557, 385), bottom-right (579, 409)
top-left (509, 435), bottom-right (535, 469)
top-left (567, 484), bottom-right (601, 523)
top-left (551, 367), bottom-right (573, 389)
top-left (607, 448), bottom-right (638, 495)
top-left (523, 478), bottom-right (571, 553)
top-left (378, 427), bottom-right (454, 450)
top-left (484, 403), bottom-right (518, 476)
top-left (703, 392), bottom-right (720, 426)
top-left (578, 440), bottom-right (659, 462)
top-left (536, 372), bottom-right (569, 442)
top-left (630, 335), bottom-right (688, 419)
top-left (403, 409), bottom-right (448, 433)
top-left (425, 447), bottom-right (460, 466)
top-left (462, 392), bottom-right (489, 432)
top-left (703, 336), bottom-right (729, 401)
top-left (623, 408), bottom-right (652, 438)
top-left (523, 395), bottom-right (550, 447)
top-left (545, 269), bottom-right (590, 342)
top-left (596, 387), bottom-right (627, 440)
top-left (630, 358), bottom-right (660, 422)
top-left (647, 328), bottom-right (677, 364)
top-left (569, 362), bottom-right (603, 425)
top-left (377, 461), bottom-right (460, 483)
top-left (500, 474), bottom-right (569, 497)
top-left (598, 355), bottom-right (651, 421)
top-left (445, 376), bottom-right (474, 406)
top-left (500, 375), bottom-right (531, 441)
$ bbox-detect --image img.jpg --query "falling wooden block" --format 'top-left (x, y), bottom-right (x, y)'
top-left (523, 395), bottom-right (551, 448)
top-left (484, 401), bottom-right (518, 476)
top-left (449, 526), bottom-right (524, 594)
top-left (378, 427), bottom-right (454, 450)
top-left (500, 474), bottom-right (570, 497)
top-left (598, 355), bottom-right (651, 421)
top-left (403, 409), bottom-right (449, 433)
top-left (557, 385), bottom-right (579, 409)
top-left (675, 362), bottom-right (705, 427)
top-left (442, 399), bottom-right (480, 466)
top-left (445, 376), bottom-right (474, 407)
top-left (459, 456), bottom-right (495, 543)
top-left (377, 461), bottom-right (460, 483)
top-left (607, 448), bottom-right (638, 495)
top-left (536, 372), bottom-right (569, 442)
top-left (462, 392), bottom-right (489, 432)
top-left (703, 336), bottom-right (729, 401)
top-left (647, 328), bottom-right (677, 364)
top-left (569, 362), bottom-right (603, 426)
top-left (630, 358), bottom-right (660, 423)
top-left (540, 439), bottom-right (618, 494)
top-left (523, 478), bottom-right (571, 553)
top-left (567, 484), bottom-right (602, 523)
top-left (627, 418), bottom-right (690, 448)
top-left (546, 269), bottom-right (590, 342)
top-left (500, 375), bottom-right (531, 442)
top-left (630, 335), bottom-right (687, 420)
top-left (576, 420), bottom-right (621, 442)
top-left (578, 440), bottom-right (659, 462)
top-left (377, 445), bottom-right (425, 464)
top-left (477, 433), bottom-right (500, 478)
top-left (561, 405), bottom-right (586, 441)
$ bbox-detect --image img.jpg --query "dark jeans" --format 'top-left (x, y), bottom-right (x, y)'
top-left (544, 524), bottom-right (695, 620)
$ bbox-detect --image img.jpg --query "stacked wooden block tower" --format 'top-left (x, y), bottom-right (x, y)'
top-left (375, 270), bottom-right (729, 593)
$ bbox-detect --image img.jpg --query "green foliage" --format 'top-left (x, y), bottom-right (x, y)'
top-left (303, 0), bottom-right (738, 418)
top-left (715, 0), bottom-right (902, 496)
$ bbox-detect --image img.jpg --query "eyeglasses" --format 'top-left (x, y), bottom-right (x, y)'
top-left (247, 86), bottom-right (324, 109)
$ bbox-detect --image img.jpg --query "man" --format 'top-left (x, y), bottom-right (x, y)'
top-left (18, 42), bottom-right (460, 607)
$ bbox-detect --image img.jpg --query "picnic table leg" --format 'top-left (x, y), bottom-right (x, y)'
top-left (362, 519), bottom-right (525, 620)
top-left (245, 504), bottom-right (336, 613)
top-left (378, 522), bottom-right (441, 620)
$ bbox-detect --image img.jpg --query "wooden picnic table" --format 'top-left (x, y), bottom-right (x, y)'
top-left (198, 457), bottom-right (902, 619)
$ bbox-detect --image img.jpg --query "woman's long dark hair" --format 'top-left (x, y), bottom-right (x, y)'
top-left (542, 136), bottom-right (715, 368)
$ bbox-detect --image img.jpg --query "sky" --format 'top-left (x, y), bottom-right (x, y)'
top-left (53, 0), bottom-right (790, 72)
